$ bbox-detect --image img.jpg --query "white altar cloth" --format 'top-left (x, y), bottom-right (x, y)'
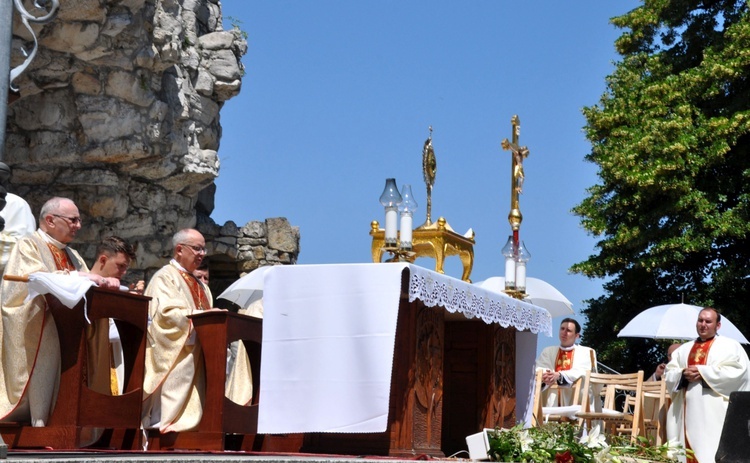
top-left (257, 263), bottom-right (550, 434)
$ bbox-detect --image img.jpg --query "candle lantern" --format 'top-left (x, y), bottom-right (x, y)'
top-left (501, 235), bottom-right (516, 290)
top-left (398, 184), bottom-right (418, 250)
top-left (379, 178), bottom-right (402, 247)
top-left (515, 240), bottom-right (531, 293)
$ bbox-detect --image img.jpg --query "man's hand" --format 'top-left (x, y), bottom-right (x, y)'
top-left (129, 280), bottom-right (145, 294)
top-left (82, 272), bottom-right (120, 289)
top-left (542, 369), bottom-right (559, 386)
top-left (683, 365), bottom-right (702, 383)
top-left (653, 363), bottom-right (666, 380)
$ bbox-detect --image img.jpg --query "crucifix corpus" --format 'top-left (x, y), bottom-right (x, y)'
top-left (501, 115), bottom-right (530, 231)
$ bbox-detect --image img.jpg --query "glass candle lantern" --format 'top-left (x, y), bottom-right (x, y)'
top-left (379, 178), bottom-right (402, 247)
top-left (398, 184), bottom-right (418, 250)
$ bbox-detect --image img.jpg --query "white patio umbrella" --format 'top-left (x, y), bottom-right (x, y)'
top-left (475, 276), bottom-right (574, 318)
top-left (618, 303), bottom-right (749, 344)
top-left (217, 266), bottom-right (272, 309)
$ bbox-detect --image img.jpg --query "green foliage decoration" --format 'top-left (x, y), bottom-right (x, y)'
top-left (486, 423), bottom-right (684, 463)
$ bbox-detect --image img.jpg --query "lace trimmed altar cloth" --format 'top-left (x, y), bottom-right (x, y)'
top-left (257, 263), bottom-right (551, 434)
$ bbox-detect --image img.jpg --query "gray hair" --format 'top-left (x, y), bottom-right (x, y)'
top-left (39, 197), bottom-right (71, 223)
top-left (172, 229), bottom-right (194, 249)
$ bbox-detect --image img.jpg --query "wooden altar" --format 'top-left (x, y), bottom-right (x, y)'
top-left (297, 272), bottom-right (517, 457)
top-left (0, 287), bottom-right (149, 449)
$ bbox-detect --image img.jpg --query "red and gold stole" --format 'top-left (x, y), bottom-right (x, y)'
top-left (688, 337), bottom-right (714, 367)
top-left (46, 243), bottom-right (75, 271)
top-left (177, 270), bottom-right (210, 311)
top-left (555, 349), bottom-right (574, 372)
top-left (685, 337), bottom-right (715, 463)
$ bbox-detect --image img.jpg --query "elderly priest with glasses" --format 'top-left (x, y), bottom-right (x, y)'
top-left (0, 197), bottom-right (122, 427)
top-left (141, 228), bottom-right (253, 435)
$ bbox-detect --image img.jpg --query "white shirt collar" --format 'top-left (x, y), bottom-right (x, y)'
top-left (170, 258), bottom-right (188, 273)
top-left (38, 228), bottom-right (66, 249)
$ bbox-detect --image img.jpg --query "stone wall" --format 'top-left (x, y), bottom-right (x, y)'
top-left (3, 0), bottom-right (300, 291)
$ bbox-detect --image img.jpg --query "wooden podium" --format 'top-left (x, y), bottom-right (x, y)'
top-left (146, 311), bottom-right (262, 451)
top-left (0, 287), bottom-right (149, 449)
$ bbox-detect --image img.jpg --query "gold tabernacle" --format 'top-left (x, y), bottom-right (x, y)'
top-left (370, 217), bottom-right (475, 282)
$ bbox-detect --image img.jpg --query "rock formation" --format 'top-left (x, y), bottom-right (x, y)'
top-left (3, 0), bottom-right (299, 294)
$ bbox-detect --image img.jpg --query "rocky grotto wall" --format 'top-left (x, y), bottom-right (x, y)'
top-left (3, 0), bottom-right (299, 293)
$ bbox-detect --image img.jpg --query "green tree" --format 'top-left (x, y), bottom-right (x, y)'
top-left (574, 0), bottom-right (750, 373)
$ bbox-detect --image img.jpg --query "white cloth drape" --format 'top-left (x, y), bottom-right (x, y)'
top-left (26, 272), bottom-right (94, 309)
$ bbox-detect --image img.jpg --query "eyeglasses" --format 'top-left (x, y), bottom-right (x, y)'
top-left (181, 243), bottom-right (207, 254)
top-left (52, 214), bottom-right (82, 225)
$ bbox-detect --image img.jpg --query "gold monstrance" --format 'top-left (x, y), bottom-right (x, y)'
top-left (421, 126), bottom-right (437, 228)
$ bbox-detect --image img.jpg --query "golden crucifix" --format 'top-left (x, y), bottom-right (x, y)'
top-left (501, 115), bottom-right (529, 231)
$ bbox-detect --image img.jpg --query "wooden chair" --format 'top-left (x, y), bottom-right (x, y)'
top-left (575, 370), bottom-right (645, 442)
top-left (531, 369), bottom-right (584, 427)
top-left (638, 379), bottom-right (668, 445)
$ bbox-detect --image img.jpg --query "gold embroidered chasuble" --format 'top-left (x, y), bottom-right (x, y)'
top-left (0, 230), bottom-right (109, 426)
top-left (142, 262), bottom-right (214, 433)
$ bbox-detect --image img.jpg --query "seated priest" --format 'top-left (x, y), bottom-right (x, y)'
top-left (0, 197), bottom-right (121, 426)
top-left (89, 236), bottom-right (143, 395)
top-left (535, 317), bottom-right (596, 407)
top-left (142, 229), bottom-right (253, 433)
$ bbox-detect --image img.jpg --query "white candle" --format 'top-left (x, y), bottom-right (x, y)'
top-left (505, 257), bottom-right (516, 289)
top-left (516, 261), bottom-right (527, 292)
top-left (400, 214), bottom-right (413, 249)
top-left (384, 207), bottom-right (398, 245)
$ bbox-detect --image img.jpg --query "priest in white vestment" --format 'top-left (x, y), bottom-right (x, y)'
top-left (0, 197), bottom-right (122, 426)
top-left (535, 318), bottom-right (596, 407)
top-left (665, 307), bottom-right (750, 463)
top-left (142, 229), bottom-right (253, 433)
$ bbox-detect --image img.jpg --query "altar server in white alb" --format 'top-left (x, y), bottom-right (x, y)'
top-left (535, 318), bottom-right (596, 407)
top-left (0, 187), bottom-right (36, 275)
top-left (665, 307), bottom-right (750, 463)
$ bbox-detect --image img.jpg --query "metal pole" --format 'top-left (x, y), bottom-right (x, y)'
top-left (0, 0), bottom-right (14, 162)
top-left (0, 2), bottom-right (11, 453)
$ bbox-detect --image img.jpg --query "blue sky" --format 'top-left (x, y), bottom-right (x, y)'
top-left (213, 1), bottom-right (641, 351)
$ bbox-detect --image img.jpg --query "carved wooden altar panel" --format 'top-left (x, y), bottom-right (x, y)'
top-left (441, 321), bottom-right (516, 456)
top-left (482, 325), bottom-right (517, 429)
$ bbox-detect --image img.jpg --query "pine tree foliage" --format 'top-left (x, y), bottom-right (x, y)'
top-left (574, 0), bottom-right (750, 372)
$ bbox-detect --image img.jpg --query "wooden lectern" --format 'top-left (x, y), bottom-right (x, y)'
top-left (146, 310), bottom-right (262, 451)
top-left (0, 287), bottom-right (149, 449)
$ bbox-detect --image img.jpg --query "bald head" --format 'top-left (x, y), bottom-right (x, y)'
top-left (39, 197), bottom-right (81, 244)
top-left (172, 228), bottom-right (206, 273)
